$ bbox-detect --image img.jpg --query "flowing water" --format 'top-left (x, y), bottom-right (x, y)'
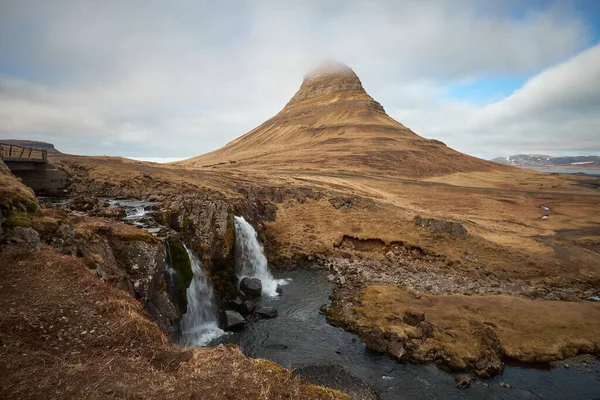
top-left (180, 246), bottom-right (227, 346)
top-left (224, 269), bottom-right (600, 400)
top-left (234, 216), bottom-right (288, 296)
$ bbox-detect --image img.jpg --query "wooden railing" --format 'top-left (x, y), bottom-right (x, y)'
top-left (0, 143), bottom-right (47, 162)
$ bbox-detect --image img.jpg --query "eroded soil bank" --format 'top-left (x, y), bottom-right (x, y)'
top-left (322, 252), bottom-right (600, 378)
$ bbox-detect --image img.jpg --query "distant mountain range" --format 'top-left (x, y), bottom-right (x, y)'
top-left (0, 140), bottom-right (61, 153)
top-left (491, 154), bottom-right (600, 168)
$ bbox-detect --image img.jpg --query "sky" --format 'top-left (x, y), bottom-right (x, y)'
top-left (0, 0), bottom-right (599, 162)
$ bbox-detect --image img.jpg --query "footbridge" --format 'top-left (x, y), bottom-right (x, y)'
top-left (1, 143), bottom-right (69, 195)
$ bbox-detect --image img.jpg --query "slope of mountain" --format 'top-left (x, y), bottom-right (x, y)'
top-left (181, 62), bottom-right (503, 178)
top-left (492, 154), bottom-right (600, 168)
top-left (0, 139), bottom-right (61, 153)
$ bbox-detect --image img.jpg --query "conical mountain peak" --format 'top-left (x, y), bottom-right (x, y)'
top-left (303, 60), bottom-right (357, 81)
top-left (182, 62), bottom-right (498, 178)
top-left (283, 61), bottom-right (385, 114)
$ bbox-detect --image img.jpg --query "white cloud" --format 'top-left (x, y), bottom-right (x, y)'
top-left (393, 43), bottom-right (600, 158)
top-left (0, 0), bottom-right (596, 158)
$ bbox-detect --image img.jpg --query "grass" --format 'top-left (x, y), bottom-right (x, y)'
top-left (348, 284), bottom-right (600, 367)
top-left (0, 246), bottom-right (348, 400)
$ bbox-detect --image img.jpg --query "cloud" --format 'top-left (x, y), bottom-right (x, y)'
top-left (0, 0), bottom-right (596, 158)
top-left (393, 43), bottom-right (600, 158)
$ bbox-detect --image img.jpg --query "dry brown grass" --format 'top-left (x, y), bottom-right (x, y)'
top-left (0, 167), bottom-right (37, 209)
top-left (0, 246), bottom-right (348, 400)
top-left (52, 150), bottom-right (600, 285)
top-left (349, 285), bottom-right (600, 367)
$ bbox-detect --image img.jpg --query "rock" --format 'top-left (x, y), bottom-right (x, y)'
top-left (388, 341), bottom-right (407, 360)
top-left (327, 274), bottom-right (336, 282)
top-left (339, 276), bottom-right (346, 286)
top-left (242, 300), bottom-right (256, 315)
top-left (226, 297), bottom-right (244, 312)
top-left (219, 310), bottom-right (246, 331)
top-left (276, 285), bottom-right (284, 295)
top-left (4, 226), bottom-right (40, 251)
top-left (245, 312), bottom-right (261, 323)
top-left (455, 375), bottom-right (471, 389)
top-left (240, 277), bottom-right (262, 298)
top-left (256, 307), bottom-right (278, 319)
top-left (70, 195), bottom-right (100, 212)
top-left (403, 308), bottom-right (425, 326)
top-left (499, 382), bottom-right (511, 389)
top-left (363, 331), bottom-right (386, 353)
top-left (475, 355), bottom-right (504, 378)
top-left (144, 291), bottom-right (178, 334)
top-left (418, 321), bottom-right (435, 340)
top-left (414, 215), bottom-right (467, 239)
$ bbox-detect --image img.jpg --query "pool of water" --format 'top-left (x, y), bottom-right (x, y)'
top-left (222, 269), bottom-right (600, 400)
top-left (531, 168), bottom-right (600, 176)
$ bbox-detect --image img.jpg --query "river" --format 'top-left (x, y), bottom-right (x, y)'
top-left (222, 269), bottom-right (600, 400)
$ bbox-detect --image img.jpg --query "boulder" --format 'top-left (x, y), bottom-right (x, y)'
top-left (418, 321), bottom-right (435, 340)
top-left (4, 226), bottom-right (40, 251)
top-left (219, 310), bottom-right (246, 331)
top-left (388, 341), bottom-right (407, 361)
top-left (226, 297), bottom-right (244, 312)
top-left (70, 195), bottom-right (101, 212)
top-left (455, 375), bottom-right (471, 389)
top-left (276, 285), bottom-right (284, 295)
top-left (242, 300), bottom-right (256, 315)
top-left (256, 306), bottom-right (278, 319)
top-left (414, 215), bottom-right (467, 239)
top-left (363, 331), bottom-right (387, 353)
top-left (475, 355), bottom-right (504, 378)
top-left (240, 277), bottom-right (262, 298)
top-left (403, 308), bottom-right (425, 326)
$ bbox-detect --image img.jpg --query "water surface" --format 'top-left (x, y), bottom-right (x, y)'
top-left (223, 269), bottom-right (600, 400)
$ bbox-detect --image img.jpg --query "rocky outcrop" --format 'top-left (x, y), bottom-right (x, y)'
top-left (3, 226), bottom-right (40, 251)
top-left (158, 195), bottom-right (238, 300)
top-left (165, 239), bottom-right (193, 316)
top-left (31, 211), bottom-right (178, 334)
top-left (414, 215), bottom-right (468, 239)
top-left (240, 277), bottom-right (262, 298)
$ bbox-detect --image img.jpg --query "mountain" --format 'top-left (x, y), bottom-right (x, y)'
top-left (0, 139), bottom-right (61, 153)
top-left (180, 62), bottom-right (502, 178)
top-left (492, 154), bottom-right (600, 168)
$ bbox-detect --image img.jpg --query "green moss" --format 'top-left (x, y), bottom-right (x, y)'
top-left (221, 214), bottom-right (236, 258)
top-left (6, 210), bottom-right (32, 228)
top-left (32, 216), bottom-right (60, 235)
top-left (167, 239), bottom-right (194, 314)
top-left (107, 227), bottom-right (158, 243)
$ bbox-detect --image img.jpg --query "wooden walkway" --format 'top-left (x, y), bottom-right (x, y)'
top-left (0, 143), bottom-right (47, 163)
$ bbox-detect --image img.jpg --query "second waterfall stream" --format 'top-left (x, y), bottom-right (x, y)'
top-left (234, 216), bottom-right (287, 296)
top-left (180, 245), bottom-right (226, 346)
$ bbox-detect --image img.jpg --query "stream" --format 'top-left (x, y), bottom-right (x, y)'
top-left (40, 197), bottom-right (600, 399)
top-left (221, 269), bottom-right (600, 400)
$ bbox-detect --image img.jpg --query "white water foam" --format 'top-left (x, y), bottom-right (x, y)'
top-left (180, 245), bottom-right (226, 346)
top-left (234, 216), bottom-right (289, 297)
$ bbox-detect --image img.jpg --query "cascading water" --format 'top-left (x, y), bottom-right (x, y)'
top-left (124, 206), bottom-right (146, 219)
top-left (234, 216), bottom-right (288, 296)
top-left (180, 245), bottom-right (226, 346)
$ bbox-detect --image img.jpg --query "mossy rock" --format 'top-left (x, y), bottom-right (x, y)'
top-left (166, 239), bottom-right (194, 314)
top-left (6, 210), bottom-right (32, 228)
top-left (32, 216), bottom-right (60, 235)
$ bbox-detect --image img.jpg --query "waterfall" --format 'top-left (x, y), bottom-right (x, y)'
top-left (180, 245), bottom-right (225, 346)
top-left (234, 216), bottom-right (287, 297)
